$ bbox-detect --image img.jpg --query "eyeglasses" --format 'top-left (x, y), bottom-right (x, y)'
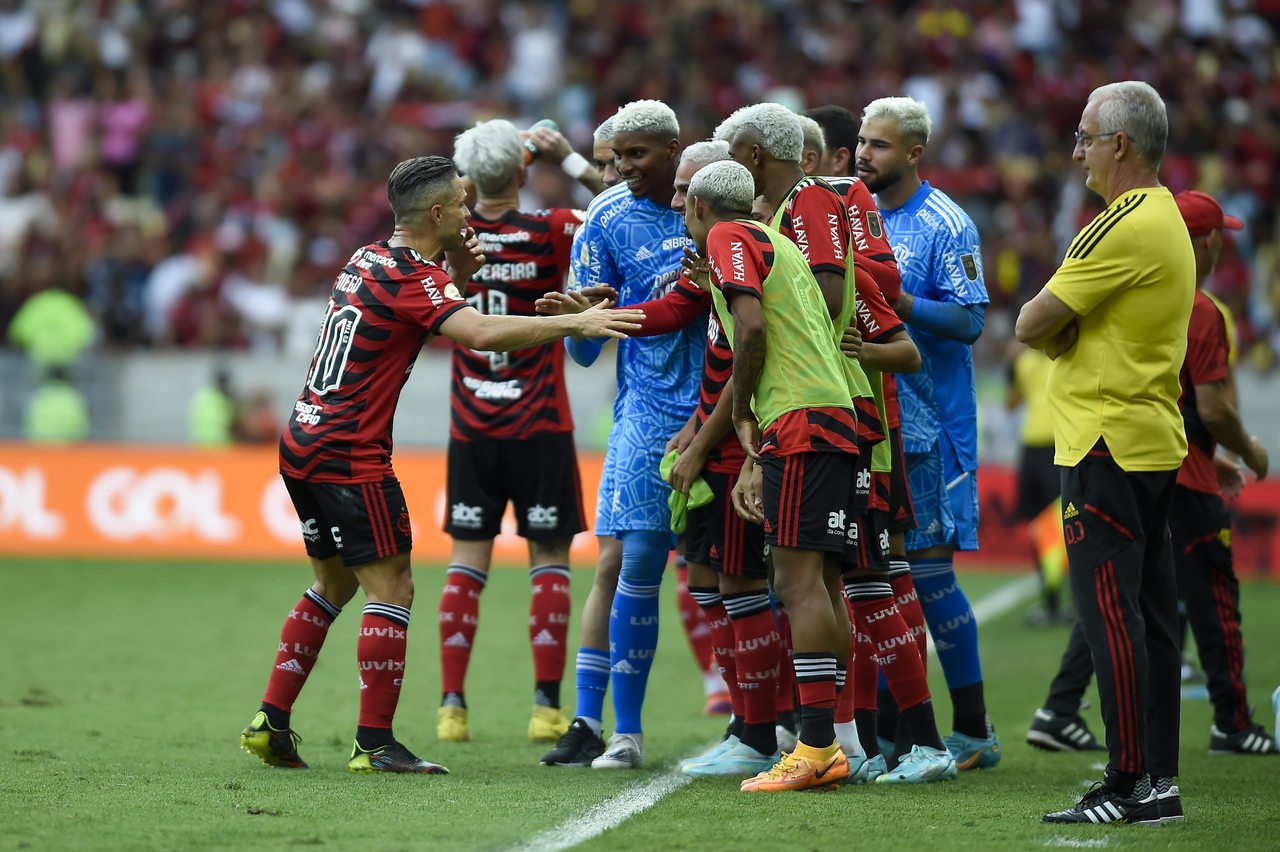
top-left (1074, 130), bottom-right (1122, 148)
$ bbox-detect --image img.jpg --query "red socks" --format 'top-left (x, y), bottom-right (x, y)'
top-left (690, 588), bottom-right (742, 717)
top-left (848, 584), bottom-right (930, 712)
top-left (890, 566), bottom-right (928, 671)
top-left (529, 564), bottom-right (571, 683)
top-left (438, 565), bottom-right (486, 695)
top-left (676, 562), bottom-right (717, 674)
top-left (263, 589), bottom-right (341, 713)
top-left (357, 602), bottom-right (411, 729)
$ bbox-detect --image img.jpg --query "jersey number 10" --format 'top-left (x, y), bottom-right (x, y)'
top-left (467, 289), bottom-right (510, 371)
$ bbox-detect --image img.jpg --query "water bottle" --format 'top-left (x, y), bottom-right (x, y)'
top-left (523, 119), bottom-right (560, 164)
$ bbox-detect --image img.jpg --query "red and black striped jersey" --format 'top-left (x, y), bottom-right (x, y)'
top-left (823, 175), bottom-right (902, 305)
top-left (280, 241), bottom-right (467, 483)
top-left (696, 311), bottom-right (746, 474)
top-left (449, 207), bottom-right (582, 440)
top-left (772, 177), bottom-right (849, 280)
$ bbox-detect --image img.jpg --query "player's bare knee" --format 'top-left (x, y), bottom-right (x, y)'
top-left (530, 538), bottom-right (572, 567)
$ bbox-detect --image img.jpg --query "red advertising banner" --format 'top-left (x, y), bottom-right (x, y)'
top-left (2, 444), bottom-right (1277, 575)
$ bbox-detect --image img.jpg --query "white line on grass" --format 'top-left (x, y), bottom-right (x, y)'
top-left (514, 574), bottom-right (1038, 851)
top-left (508, 766), bottom-right (695, 852)
top-left (1044, 837), bottom-right (1111, 848)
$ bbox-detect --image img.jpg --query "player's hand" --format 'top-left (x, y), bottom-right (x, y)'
top-left (732, 460), bottom-right (765, 524)
top-left (666, 420), bottom-right (696, 454)
top-left (1215, 455), bottom-right (1246, 499)
top-left (668, 445), bottom-right (707, 495)
top-left (526, 126), bottom-right (574, 164)
top-left (841, 322), bottom-right (863, 360)
top-left (1044, 320), bottom-right (1079, 360)
top-left (1245, 436), bottom-right (1269, 480)
top-left (680, 248), bottom-right (711, 290)
top-left (569, 299), bottom-right (645, 340)
top-left (576, 285), bottom-right (619, 305)
top-left (445, 227), bottom-right (485, 281)
top-left (734, 416), bottom-right (762, 461)
top-left (535, 290), bottom-right (593, 316)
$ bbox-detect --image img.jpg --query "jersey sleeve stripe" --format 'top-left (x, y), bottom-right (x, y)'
top-left (1069, 194), bottom-right (1147, 260)
top-left (1066, 194), bottom-right (1141, 259)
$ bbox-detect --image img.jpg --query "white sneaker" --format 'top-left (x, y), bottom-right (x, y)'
top-left (682, 739), bottom-right (777, 777)
top-left (775, 724), bottom-right (798, 754)
top-left (592, 733), bottom-right (643, 769)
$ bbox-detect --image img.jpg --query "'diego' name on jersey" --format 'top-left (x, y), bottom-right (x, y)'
top-left (472, 261), bottom-right (537, 283)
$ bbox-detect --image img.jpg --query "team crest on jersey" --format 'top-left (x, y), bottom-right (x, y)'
top-left (866, 210), bottom-right (884, 239)
top-left (960, 253), bottom-right (979, 281)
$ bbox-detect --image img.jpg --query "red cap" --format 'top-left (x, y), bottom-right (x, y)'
top-left (1175, 190), bottom-right (1244, 237)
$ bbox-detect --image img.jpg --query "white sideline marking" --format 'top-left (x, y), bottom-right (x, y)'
top-left (926, 572), bottom-right (1040, 655)
top-left (1044, 837), bottom-right (1110, 848)
top-left (509, 767), bottom-right (694, 852)
top-left (516, 576), bottom-right (1036, 851)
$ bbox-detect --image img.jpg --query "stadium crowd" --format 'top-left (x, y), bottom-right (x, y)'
top-left (1, 0), bottom-right (1278, 370)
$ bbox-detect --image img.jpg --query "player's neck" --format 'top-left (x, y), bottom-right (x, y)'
top-left (875, 170), bottom-right (921, 211)
top-left (388, 227), bottom-right (444, 261)
top-left (473, 194), bottom-right (519, 221)
top-left (763, 163), bottom-right (808, 207)
top-left (1101, 164), bottom-right (1161, 206)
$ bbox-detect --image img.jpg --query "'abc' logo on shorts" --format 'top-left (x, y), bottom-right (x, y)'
top-left (527, 504), bottom-right (558, 529)
top-left (451, 503), bottom-right (483, 528)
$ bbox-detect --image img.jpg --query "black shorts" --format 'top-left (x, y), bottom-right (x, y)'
top-left (282, 474), bottom-right (411, 567)
top-left (887, 424), bottom-right (916, 535)
top-left (841, 509), bottom-right (891, 573)
top-left (1017, 443), bottom-right (1060, 521)
top-left (445, 432), bottom-right (586, 541)
top-left (850, 438), bottom-right (873, 519)
top-left (685, 469), bottom-right (769, 579)
top-left (1168, 486), bottom-right (1232, 571)
top-left (761, 451), bottom-right (854, 555)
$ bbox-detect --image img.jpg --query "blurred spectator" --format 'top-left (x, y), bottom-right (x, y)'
top-left (0, 0), bottom-right (1274, 373)
top-left (239, 388), bottom-right (282, 444)
top-left (7, 280), bottom-right (95, 368)
top-left (24, 364), bottom-right (90, 444)
top-left (188, 368), bottom-right (242, 447)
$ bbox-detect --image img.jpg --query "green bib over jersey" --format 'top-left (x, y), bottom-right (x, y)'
top-left (709, 221), bottom-right (854, 430)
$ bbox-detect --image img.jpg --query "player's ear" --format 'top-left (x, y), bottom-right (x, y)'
top-left (833, 146), bottom-right (852, 174)
top-left (668, 139), bottom-right (681, 161)
top-left (906, 142), bottom-right (924, 169)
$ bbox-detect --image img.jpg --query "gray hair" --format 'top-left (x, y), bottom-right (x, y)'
top-left (861, 96), bottom-right (932, 144)
top-left (713, 102), bottom-right (803, 162)
top-left (453, 119), bottom-right (523, 194)
top-left (1090, 81), bottom-right (1168, 169)
top-left (593, 114), bottom-right (616, 144)
top-left (796, 114), bottom-right (826, 157)
top-left (613, 99), bottom-right (680, 139)
top-left (679, 139), bottom-right (732, 171)
top-left (687, 160), bottom-right (755, 215)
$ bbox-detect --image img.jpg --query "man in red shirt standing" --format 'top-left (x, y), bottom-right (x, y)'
top-left (239, 155), bottom-right (643, 775)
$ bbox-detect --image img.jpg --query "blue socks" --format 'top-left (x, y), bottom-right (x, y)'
top-left (910, 558), bottom-right (983, 690)
top-left (574, 647), bottom-right (611, 726)
top-left (609, 530), bottom-right (671, 735)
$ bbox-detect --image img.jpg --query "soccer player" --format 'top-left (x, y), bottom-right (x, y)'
top-left (796, 113), bottom-right (826, 177)
top-left (808, 102), bottom-right (937, 773)
top-left (856, 96), bottom-right (1001, 769)
top-left (1018, 81), bottom-right (1192, 825)
top-left (538, 100), bottom-right (707, 770)
top-left (589, 116), bottom-right (622, 189)
top-left (434, 118), bottom-right (610, 745)
top-left (685, 159), bottom-right (861, 792)
top-left (1026, 189), bottom-right (1275, 761)
top-left (239, 155), bottom-right (644, 775)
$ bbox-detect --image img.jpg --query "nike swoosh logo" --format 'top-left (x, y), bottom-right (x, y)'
top-left (813, 758), bottom-right (840, 780)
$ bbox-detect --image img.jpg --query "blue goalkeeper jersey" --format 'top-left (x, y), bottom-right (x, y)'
top-left (570, 183), bottom-right (705, 427)
top-left (877, 181), bottom-right (988, 472)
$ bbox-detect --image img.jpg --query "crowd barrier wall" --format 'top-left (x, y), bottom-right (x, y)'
top-left (2, 444), bottom-right (1277, 575)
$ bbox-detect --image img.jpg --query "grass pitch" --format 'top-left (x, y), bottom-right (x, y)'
top-left (2, 558), bottom-right (1279, 851)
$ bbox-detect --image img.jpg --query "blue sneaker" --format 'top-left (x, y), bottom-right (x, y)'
top-left (944, 729), bottom-right (1001, 770)
top-left (874, 745), bottom-right (956, 784)
top-left (680, 735), bottom-right (738, 771)
top-left (877, 735), bottom-right (895, 760)
top-left (682, 739), bottom-right (778, 777)
top-left (848, 752), bottom-right (886, 784)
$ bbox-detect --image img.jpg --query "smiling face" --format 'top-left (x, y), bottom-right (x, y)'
top-left (855, 117), bottom-right (916, 195)
top-left (612, 130), bottom-right (678, 202)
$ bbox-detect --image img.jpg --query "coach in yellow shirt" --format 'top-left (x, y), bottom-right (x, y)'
top-left (1016, 81), bottom-right (1193, 827)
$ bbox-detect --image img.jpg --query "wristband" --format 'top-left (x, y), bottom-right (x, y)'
top-left (561, 152), bottom-right (590, 180)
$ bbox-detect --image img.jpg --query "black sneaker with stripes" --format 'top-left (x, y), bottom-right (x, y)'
top-left (1209, 723), bottom-right (1278, 755)
top-left (1042, 780), bottom-right (1159, 825)
top-left (1151, 776), bottom-right (1184, 824)
top-left (1027, 708), bottom-right (1106, 752)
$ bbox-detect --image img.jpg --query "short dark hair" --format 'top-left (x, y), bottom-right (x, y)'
top-left (804, 105), bottom-right (859, 156)
top-left (387, 155), bottom-right (458, 222)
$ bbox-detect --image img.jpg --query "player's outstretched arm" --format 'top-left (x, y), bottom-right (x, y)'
top-left (525, 125), bottom-right (607, 196)
top-left (898, 292), bottom-right (985, 343)
top-left (439, 301), bottom-right (645, 352)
